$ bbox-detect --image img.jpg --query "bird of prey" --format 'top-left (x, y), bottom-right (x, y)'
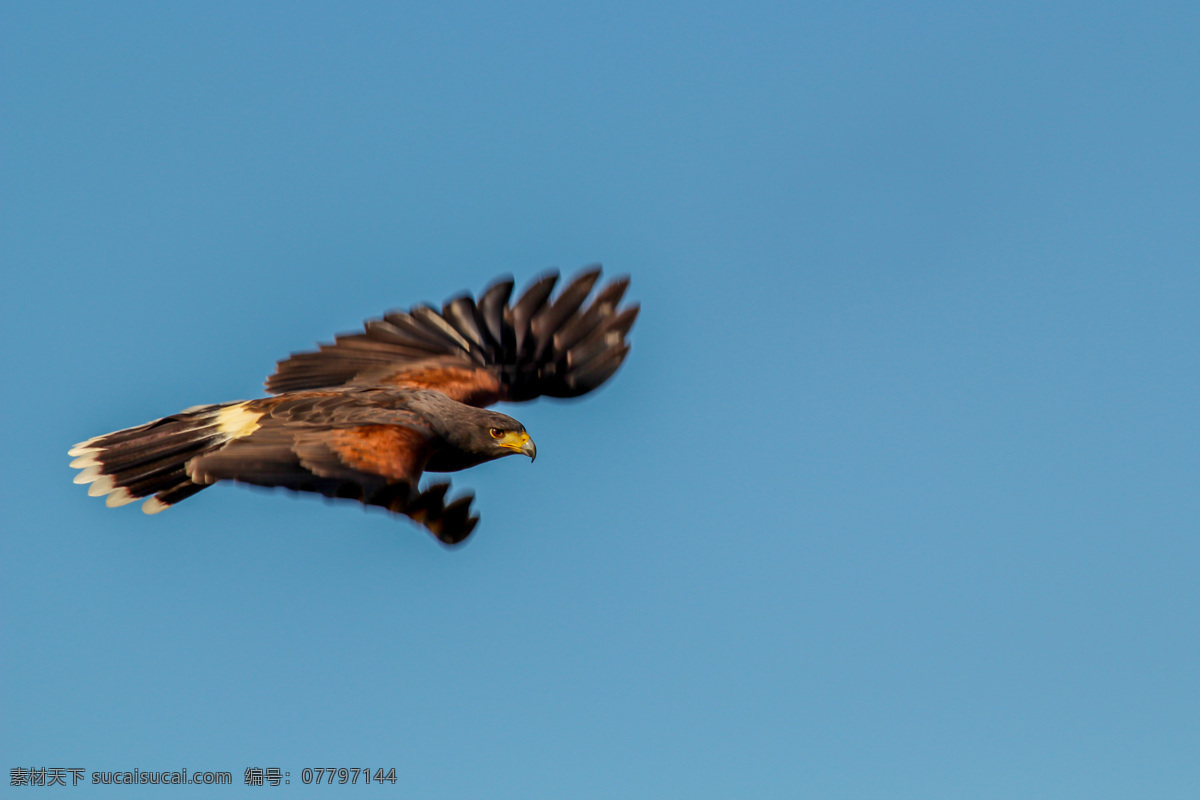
top-left (69, 267), bottom-right (637, 545)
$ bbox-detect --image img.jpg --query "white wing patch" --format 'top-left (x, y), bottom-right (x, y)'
top-left (215, 403), bottom-right (263, 439)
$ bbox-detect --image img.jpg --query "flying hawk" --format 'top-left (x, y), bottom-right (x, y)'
top-left (69, 267), bottom-right (637, 545)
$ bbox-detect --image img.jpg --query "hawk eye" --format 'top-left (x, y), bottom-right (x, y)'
top-left (489, 427), bottom-right (504, 439)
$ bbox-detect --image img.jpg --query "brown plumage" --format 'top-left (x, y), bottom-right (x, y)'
top-left (70, 268), bottom-right (637, 545)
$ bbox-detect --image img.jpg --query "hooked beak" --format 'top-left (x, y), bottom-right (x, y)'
top-left (499, 430), bottom-right (537, 462)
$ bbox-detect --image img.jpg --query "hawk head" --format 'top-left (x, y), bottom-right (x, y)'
top-left (409, 391), bottom-right (536, 472)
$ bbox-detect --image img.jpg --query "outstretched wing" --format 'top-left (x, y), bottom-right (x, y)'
top-left (265, 266), bottom-right (638, 407)
top-left (189, 394), bottom-right (479, 544)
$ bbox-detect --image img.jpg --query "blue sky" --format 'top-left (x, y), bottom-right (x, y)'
top-left (3, 1), bottom-right (1198, 797)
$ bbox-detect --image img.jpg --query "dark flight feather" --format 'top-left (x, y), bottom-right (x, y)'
top-left (265, 266), bottom-right (636, 405)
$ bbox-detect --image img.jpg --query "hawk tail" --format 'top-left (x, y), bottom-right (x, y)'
top-left (69, 402), bottom-right (253, 515)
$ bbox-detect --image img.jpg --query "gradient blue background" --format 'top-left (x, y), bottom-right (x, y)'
top-left (3, 2), bottom-right (1198, 797)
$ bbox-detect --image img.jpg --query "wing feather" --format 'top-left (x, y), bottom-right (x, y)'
top-left (265, 266), bottom-right (636, 406)
top-left (509, 272), bottom-right (559, 356)
top-left (477, 277), bottom-right (514, 350)
top-left (531, 269), bottom-right (601, 360)
top-left (441, 296), bottom-right (492, 357)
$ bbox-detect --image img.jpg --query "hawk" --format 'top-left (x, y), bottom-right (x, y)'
top-left (69, 267), bottom-right (637, 545)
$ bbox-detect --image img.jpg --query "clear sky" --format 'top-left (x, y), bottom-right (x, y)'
top-left (3, 2), bottom-right (1198, 797)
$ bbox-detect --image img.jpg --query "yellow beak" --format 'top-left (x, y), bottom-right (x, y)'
top-left (500, 431), bottom-right (537, 462)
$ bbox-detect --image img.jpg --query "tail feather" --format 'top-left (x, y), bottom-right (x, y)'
top-left (69, 402), bottom-right (249, 515)
top-left (147, 481), bottom-right (208, 512)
